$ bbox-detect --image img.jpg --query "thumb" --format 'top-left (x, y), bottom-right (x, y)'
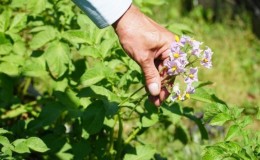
top-left (140, 60), bottom-right (161, 96)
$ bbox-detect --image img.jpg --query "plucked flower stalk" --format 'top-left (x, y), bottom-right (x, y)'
top-left (164, 35), bottom-right (213, 102)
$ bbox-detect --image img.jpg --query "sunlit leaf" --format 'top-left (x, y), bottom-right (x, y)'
top-left (99, 38), bottom-right (117, 58)
top-left (8, 13), bottom-right (27, 33)
top-left (29, 27), bottom-right (57, 49)
top-left (0, 128), bottom-right (11, 135)
top-left (27, 0), bottom-right (48, 15)
top-left (141, 114), bottom-right (159, 127)
top-left (0, 136), bottom-right (11, 146)
top-left (12, 139), bottom-right (30, 154)
top-left (210, 113), bottom-right (232, 126)
top-left (80, 64), bottom-right (106, 87)
top-left (0, 9), bottom-right (12, 32)
top-left (62, 30), bottom-right (91, 46)
top-left (44, 41), bottom-right (71, 79)
top-left (26, 137), bottom-right (49, 152)
top-left (202, 146), bottom-right (227, 160)
top-left (225, 125), bottom-right (240, 141)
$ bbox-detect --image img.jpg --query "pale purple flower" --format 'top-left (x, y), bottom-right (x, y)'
top-left (171, 85), bottom-right (183, 102)
top-left (201, 47), bottom-right (213, 68)
top-left (178, 56), bottom-right (189, 67)
top-left (183, 85), bottom-right (195, 100)
top-left (184, 67), bottom-right (198, 84)
top-left (170, 42), bottom-right (181, 53)
top-left (169, 50), bottom-right (187, 61)
top-left (165, 60), bottom-right (185, 76)
top-left (180, 35), bottom-right (191, 45)
top-left (191, 40), bottom-right (203, 57)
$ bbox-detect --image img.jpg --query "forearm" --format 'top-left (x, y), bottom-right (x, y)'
top-left (72, 0), bottom-right (132, 28)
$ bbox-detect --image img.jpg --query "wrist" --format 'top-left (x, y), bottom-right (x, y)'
top-left (112, 4), bottom-right (143, 34)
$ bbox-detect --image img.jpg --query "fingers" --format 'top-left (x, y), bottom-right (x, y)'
top-left (140, 58), bottom-right (161, 96)
top-left (148, 87), bottom-right (170, 107)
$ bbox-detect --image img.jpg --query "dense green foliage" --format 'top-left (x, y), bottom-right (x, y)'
top-left (0, 0), bottom-right (259, 159)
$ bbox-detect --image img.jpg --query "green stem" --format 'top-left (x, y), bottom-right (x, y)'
top-left (109, 116), bottom-right (118, 157)
top-left (23, 78), bottom-right (31, 96)
top-left (118, 85), bottom-right (145, 107)
top-left (115, 113), bottom-right (123, 160)
top-left (125, 127), bottom-right (141, 144)
top-left (128, 93), bottom-right (148, 118)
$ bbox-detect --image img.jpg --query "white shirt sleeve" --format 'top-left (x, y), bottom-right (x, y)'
top-left (72, 0), bottom-right (132, 29)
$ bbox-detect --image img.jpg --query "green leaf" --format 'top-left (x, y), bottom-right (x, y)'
top-left (1, 54), bottom-right (25, 66)
top-left (0, 73), bottom-right (14, 106)
top-left (27, 102), bottom-right (64, 130)
top-left (78, 85), bottom-right (121, 103)
top-left (22, 57), bottom-right (48, 77)
top-left (71, 140), bottom-right (91, 159)
top-left (210, 112), bottom-right (232, 126)
top-left (0, 9), bottom-right (12, 32)
top-left (10, 0), bottom-right (27, 8)
top-left (78, 45), bottom-right (100, 58)
top-left (8, 13), bottom-right (27, 33)
top-left (12, 139), bottom-right (30, 154)
top-left (62, 30), bottom-right (91, 46)
top-left (202, 146), bottom-right (227, 160)
top-left (143, 0), bottom-right (166, 6)
top-left (124, 145), bottom-right (156, 160)
top-left (225, 125), bottom-right (240, 141)
top-left (1, 146), bottom-right (13, 156)
top-left (0, 62), bottom-right (19, 77)
top-left (13, 41), bottom-right (27, 56)
top-left (0, 136), bottom-right (11, 146)
top-left (191, 87), bottom-right (213, 104)
top-left (27, 0), bottom-right (48, 15)
top-left (54, 89), bottom-right (81, 118)
top-left (1, 105), bottom-right (27, 119)
top-left (81, 100), bottom-right (106, 135)
top-left (80, 63), bottom-right (106, 87)
top-left (0, 43), bottom-right (12, 55)
top-left (29, 27), bottom-right (57, 49)
top-left (44, 41), bottom-right (71, 79)
top-left (98, 38), bottom-right (117, 58)
top-left (167, 23), bottom-right (193, 35)
top-left (26, 137), bottom-right (49, 153)
top-left (54, 88), bottom-right (81, 109)
top-left (141, 114), bottom-right (159, 127)
top-left (0, 128), bottom-right (11, 135)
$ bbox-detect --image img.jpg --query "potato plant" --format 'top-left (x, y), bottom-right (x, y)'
top-left (0, 0), bottom-right (259, 159)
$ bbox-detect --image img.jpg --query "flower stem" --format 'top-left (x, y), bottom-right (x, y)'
top-left (125, 127), bottom-right (141, 144)
top-left (118, 85), bottom-right (145, 107)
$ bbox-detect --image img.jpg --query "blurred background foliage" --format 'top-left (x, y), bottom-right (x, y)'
top-left (135, 0), bottom-right (260, 159)
top-left (148, 0), bottom-right (260, 108)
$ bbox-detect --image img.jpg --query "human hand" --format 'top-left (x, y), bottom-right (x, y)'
top-left (113, 5), bottom-right (175, 106)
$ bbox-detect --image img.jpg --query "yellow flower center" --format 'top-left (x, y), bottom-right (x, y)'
top-left (177, 95), bottom-right (182, 100)
top-left (173, 53), bottom-right (179, 58)
top-left (175, 35), bottom-right (180, 42)
top-left (171, 66), bottom-right (177, 71)
top-left (203, 58), bottom-right (209, 63)
top-left (189, 74), bottom-right (194, 79)
top-left (185, 93), bottom-right (190, 99)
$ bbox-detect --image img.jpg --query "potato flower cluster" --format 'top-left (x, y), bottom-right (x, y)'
top-left (164, 35), bottom-right (213, 102)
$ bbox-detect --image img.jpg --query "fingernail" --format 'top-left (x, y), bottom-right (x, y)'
top-left (148, 83), bottom-right (159, 96)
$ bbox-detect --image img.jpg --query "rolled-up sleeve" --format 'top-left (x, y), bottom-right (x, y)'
top-left (72, 0), bottom-right (132, 28)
